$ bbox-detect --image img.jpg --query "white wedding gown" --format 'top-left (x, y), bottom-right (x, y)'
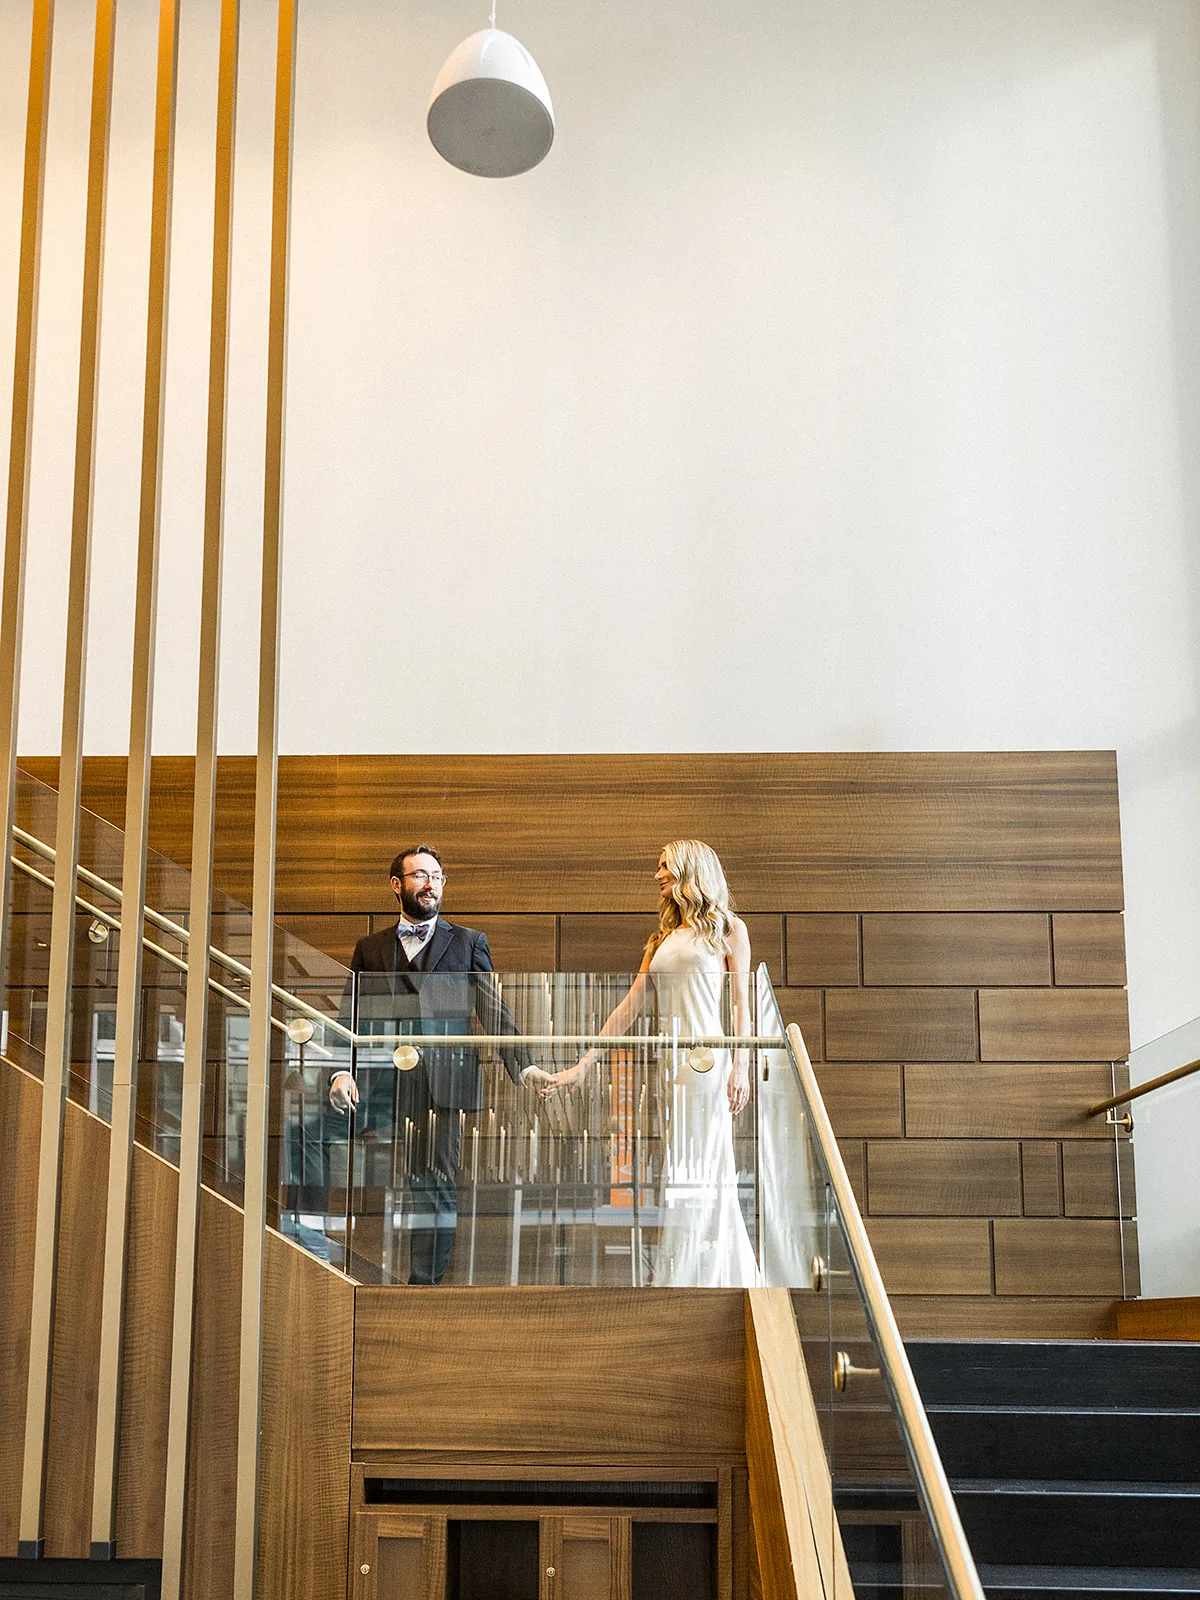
top-left (648, 928), bottom-right (762, 1287)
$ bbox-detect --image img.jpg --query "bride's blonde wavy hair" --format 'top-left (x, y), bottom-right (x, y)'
top-left (646, 839), bottom-right (735, 956)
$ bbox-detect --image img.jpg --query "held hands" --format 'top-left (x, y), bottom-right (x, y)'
top-left (329, 1071), bottom-right (359, 1113)
top-left (524, 1060), bottom-right (593, 1099)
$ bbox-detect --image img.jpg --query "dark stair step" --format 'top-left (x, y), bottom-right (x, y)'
top-left (977, 1564), bottom-right (1200, 1598)
top-left (952, 1482), bottom-right (1200, 1569)
top-left (926, 1407), bottom-right (1200, 1483)
top-left (906, 1341), bottom-right (1200, 1411)
top-left (843, 1561), bottom-right (1200, 1600)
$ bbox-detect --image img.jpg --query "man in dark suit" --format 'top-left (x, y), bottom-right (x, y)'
top-left (329, 844), bottom-right (532, 1284)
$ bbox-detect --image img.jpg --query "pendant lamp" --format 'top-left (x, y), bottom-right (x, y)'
top-left (427, 7), bottom-right (554, 178)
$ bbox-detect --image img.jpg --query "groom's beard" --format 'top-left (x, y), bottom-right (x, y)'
top-left (399, 885), bottom-right (442, 921)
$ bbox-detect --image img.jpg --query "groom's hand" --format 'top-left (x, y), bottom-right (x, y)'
top-left (329, 1070), bottom-right (359, 1112)
top-left (521, 1066), bottom-right (557, 1098)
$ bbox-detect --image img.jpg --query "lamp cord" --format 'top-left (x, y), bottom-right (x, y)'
top-left (489, 0), bottom-right (496, 25)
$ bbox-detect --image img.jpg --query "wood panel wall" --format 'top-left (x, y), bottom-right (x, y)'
top-left (0, 1055), bottom-right (355, 1598)
top-left (18, 751), bottom-right (1134, 1337)
top-left (352, 1287), bottom-right (745, 1465)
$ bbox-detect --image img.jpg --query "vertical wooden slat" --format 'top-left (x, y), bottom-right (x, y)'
top-left (160, 0), bottom-right (239, 1589)
top-left (90, 0), bottom-right (180, 1556)
top-left (235, 0), bottom-right (297, 1588)
top-left (0, 0), bottom-right (53, 1002)
top-left (7, 0), bottom-right (57, 1559)
top-left (14, 0), bottom-right (117, 1556)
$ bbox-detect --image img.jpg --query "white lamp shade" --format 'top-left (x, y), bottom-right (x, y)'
top-left (427, 28), bottom-right (554, 178)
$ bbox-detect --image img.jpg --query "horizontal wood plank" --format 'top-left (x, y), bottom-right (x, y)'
top-left (992, 1219), bottom-right (1126, 1296)
top-left (904, 1063), bottom-right (1119, 1139)
top-left (1051, 913), bottom-right (1127, 986)
top-left (812, 1064), bottom-right (902, 1137)
top-left (893, 1296), bottom-right (1118, 1339)
top-left (978, 989), bottom-right (1130, 1062)
top-left (825, 990), bottom-right (977, 1062)
top-left (277, 914), bottom-right (369, 970)
top-left (866, 1141), bottom-right (1021, 1216)
top-left (1062, 1140), bottom-right (1136, 1219)
top-left (454, 914), bottom-right (558, 974)
top-left (775, 991), bottom-right (823, 1062)
top-left (1115, 1298), bottom-right (1200, 1341)
top-left (784, 916), bottom-right (859, 987)
top-left (1019, 1142), bottom-right (1062, 1217)
top-left (861, 914), bottom-right (1051, 987)
top-left (353, 1288), bottom-right (745, 1461)
top-left (22, 752), bottom-right (1124, 915)
top-left (558, 915), bottom-right (658, 973)
top-left (861, 1218), bottom-right (993, 1295)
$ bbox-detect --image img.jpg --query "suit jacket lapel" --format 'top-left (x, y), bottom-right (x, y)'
top-left (423, 918), bottom-right (454, 972)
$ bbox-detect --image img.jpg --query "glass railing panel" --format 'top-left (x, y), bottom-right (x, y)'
top-left (773, 998), bottom-right (981, 1600)
top-left (826, 1197), bottom-right (949, 1600)
top-left (268, 976), bottom-right (355, 1263)
top-left (1126, 1016), bottom-right (1200, 1298)
top-left (339, 968), bottom-right (772, 1288)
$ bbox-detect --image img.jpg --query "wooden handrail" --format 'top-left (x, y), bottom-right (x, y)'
top-left (745, 1287), bottom-right (854, 1600)
top-left (1089, 1056), bottom-right (1200, 1116)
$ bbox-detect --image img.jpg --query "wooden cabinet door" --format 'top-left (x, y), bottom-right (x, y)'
top-left (542, 1515), bottom-right (631, 1600)
top-left (352, 1512), bottom-right (446, 1600)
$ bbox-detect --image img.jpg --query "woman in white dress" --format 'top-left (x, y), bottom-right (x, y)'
top-left (536, 840), bottom-right (760, 1287)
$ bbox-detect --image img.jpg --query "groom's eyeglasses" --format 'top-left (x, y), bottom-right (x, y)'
top-left (402, 870), bottom-right (446, 887)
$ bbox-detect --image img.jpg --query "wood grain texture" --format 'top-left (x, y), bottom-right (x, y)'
top-left (865, 1140), bottom-right (1021, 1216)
top-left (278, 914), bottom-right (370, 970)
top-left (862, 1219), bottom-right (993, 1295)
top-left (744, 1290), bottom-right (851, 1600)
top-left (978, 989), bottom-right (1130, 1062)
top-left (259, 1231), bottom-right (355, 1600)
top-left (186, 1185), bottom-right (242, 1600)
top-left (117, 1142), bottom-right (179, 1554)
top-left (454, 914), bottom-right (557, 973)
top-left (839, 1141), bottom-right (867, 1211)
top-left (0, 1058), bottom-right (41, 1555)
top-left (894, 1297), bottom-right (1118, 1339)
top-left (861, 914), bottom-right (1051, 988)
top-left (1019, 1142), bottom-right (1062, 1217)
top-left (16, 751), bottom-right (1130, 1340)
top-left (775, 991), bottom-right (822, 1062)
top-left (558, 915), bottom-right (658, 972)
top-left (23, 751), bottom-right (1125, 915)
top-left (352, 1289), bottom-right (745, 1461)
top-left (784, 915), bottom-right (859, 987)
top-left (812, 1064), bottom-right (902, 1137)
top-left (1114, 1298), bottom-right (1200, 1341)
top-left (1062, 1140), bottom-right (1135, 1219)
top-left (992, 1220), bottom-right (1126, 1296)
top-left (44, 1097), bottom-right (108, 1556)
top-left (1051, 914), bottom-right (1128, 987)
top-left (824, 990), bottom-right (977, 1062)
top-left (904, 1063), bottom-right (1117, 1139)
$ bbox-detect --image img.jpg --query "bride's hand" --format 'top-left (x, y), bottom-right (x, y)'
top-left (553, 1060), bottom-right (592, 1094)
top-left (727, 1061), bottom-right (750, 1115)
top-left (532, 1060), bottom-right (591, 1099)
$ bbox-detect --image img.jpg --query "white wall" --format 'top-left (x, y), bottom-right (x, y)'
top-left (4, 0), bottom-right (1200, 1052)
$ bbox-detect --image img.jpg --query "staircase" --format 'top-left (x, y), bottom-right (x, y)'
top-left (907, 1340), bottom-right (1200, 1600)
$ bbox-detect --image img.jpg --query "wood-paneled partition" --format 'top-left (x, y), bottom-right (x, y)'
top-left (21, 749), bottom-right (1134, 1336)
top-left (0, 1053), bottom-right (355, 1595)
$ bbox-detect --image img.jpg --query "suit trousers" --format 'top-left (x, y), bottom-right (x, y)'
top-left (356, 1059), bottom-right (464, 1286)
